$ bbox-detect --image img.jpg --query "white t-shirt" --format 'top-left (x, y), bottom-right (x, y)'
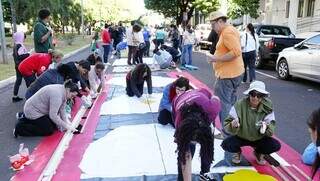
top-left (183, 30), bottom-right (196, 45)
top-left (241, 32), bottom-right (259, 53)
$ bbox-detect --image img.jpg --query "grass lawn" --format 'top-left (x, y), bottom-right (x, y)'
top-left (0, 35), bottom-right (91, 81)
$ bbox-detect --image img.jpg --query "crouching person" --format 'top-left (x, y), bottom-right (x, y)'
top-left (88, 62), bottom-right (106, 97)
top-left (158, 77), bottom-right (191, 127)
top-left (173, 88), bottom-right (221, 181)
top-left (126, 63), bottom-right (152, 98)
top-left (14, 80), bottom-right (79, 137)
top-left (221, 81), bottom-right (281, 165)
top-left (152, 48), bottom-right (175, 69)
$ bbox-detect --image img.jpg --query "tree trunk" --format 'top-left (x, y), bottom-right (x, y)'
top-left (9, 0), bottom-right (17, 33)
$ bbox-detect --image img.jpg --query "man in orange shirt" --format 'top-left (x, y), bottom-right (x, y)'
top-left (207, 11), bottom-right (244, 137)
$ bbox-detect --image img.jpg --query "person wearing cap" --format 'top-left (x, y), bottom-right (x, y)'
top-left (14, 80), bottom-right (79, 137)
top-left (206, 11), bottom-right (244, 138)
top-left (221, 81), bottom-right (281, 165)
top-left (87, 49), bottom-right (103, 65)
top-left (173, 88), bottom-right (221, 181)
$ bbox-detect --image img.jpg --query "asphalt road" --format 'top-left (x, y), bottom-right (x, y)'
top-left (1, 48), bottom-right (319, 180)
top-left (189, 51), bottom-right (320, 154)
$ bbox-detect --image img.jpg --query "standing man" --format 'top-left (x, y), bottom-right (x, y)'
top-left (101, 23), bottom-right (111, 64)
top-left (33, 9), bottom-right (53, 53)
top-left (207, 11), bottom-right (244, 137)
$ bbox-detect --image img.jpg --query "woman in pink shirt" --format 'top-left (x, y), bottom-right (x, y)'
top-left (173, 88), bottom-right (220, 181)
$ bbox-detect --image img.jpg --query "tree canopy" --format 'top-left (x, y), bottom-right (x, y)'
top-left (144, 0), bottom-right (220, 25)
top-left (2, 0), bottom-right (93, 34)
top-left (227, 0), bottom-right (260, 19)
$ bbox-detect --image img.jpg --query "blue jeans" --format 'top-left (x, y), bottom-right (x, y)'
top-left (214, 75), bottom-right (242, 135)
top-left (102, 44), bottom-right (111, 63)
top-left (181, 44), bottom-right (193, 65)
top-left (243, 51), bottom-right (256, 82)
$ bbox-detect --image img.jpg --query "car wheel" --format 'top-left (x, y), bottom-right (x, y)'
top-left (277, 58), bottom-right (291, 80)
top-left (255, 51), bottom-right (265, 69)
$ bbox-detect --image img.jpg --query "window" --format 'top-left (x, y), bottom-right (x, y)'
top-left (285, 1), bottom-right (290, 18)
top-left (305, 35), bottom-right (320, 45)
top-left (306, 0), bottom-right (315, 17)
top-left (297, 0), bottom-right (304, 17)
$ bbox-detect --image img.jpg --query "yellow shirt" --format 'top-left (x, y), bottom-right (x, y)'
top-left (213, 25), bottom-right (244, 79)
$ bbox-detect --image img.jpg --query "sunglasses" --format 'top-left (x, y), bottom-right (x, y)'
top-left (176, 87), bottom-right (186, 92)
top-left (249, 91), bottom-right (265, 98)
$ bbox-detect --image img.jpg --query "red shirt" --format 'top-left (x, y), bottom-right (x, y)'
top-left (18, 53), bottom-right (52, 76)
top-left (101, 29), bottom-right (111, 44)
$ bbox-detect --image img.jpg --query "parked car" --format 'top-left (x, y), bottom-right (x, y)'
top-left (276, 33), bottom-right (320, 83)
top-left (195, 24), bottom-right (211, 41)
top-left (254, 24), bottom-right (305, 68)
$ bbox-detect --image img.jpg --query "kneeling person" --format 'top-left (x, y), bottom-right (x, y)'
top-left (158, 77), bottom-right (191, 127)
top-left (14, 80), bottom-right (79, 137)
top-left (221, 81), bottom-right (281, 165)
top-left (88, 62), bottom-right (106, 96)
top-left (126, 63), bottom-right (152, 98)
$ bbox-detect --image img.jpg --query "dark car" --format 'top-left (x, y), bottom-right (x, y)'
top-left (254, 25), bottom-right (305, 68)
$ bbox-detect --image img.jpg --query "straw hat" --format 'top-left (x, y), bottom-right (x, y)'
top-left (243, 81), bottom-right (269, 95)
top-left (209, 11), bottom-right (227, 21)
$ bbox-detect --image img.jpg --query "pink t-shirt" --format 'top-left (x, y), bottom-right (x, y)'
top-left (173, 88), bottom-right (221, 128)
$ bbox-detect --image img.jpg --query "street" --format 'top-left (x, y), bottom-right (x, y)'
top-left (0, 48), bottom-right (319, 180)
top-left (190, 51), bottom-right (320, 154)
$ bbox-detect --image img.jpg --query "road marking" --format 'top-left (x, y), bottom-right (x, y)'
top-left (256, 70), bottom-right (278, 80)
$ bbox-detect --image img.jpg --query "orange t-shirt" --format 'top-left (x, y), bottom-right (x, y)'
top-left (213, 25), bottom-right (244, 79)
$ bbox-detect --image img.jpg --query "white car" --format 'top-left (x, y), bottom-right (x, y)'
top-left (195, 24), bottom-right (211, 41)
top-left (276, 33), bottom-right (320, 83)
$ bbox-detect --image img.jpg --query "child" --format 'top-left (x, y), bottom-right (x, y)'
top-left (12, 31), bottom-right (30, 102)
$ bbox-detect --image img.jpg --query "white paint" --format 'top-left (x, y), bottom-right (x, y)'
top-left (100, 93), bottom-right (163, 115)
top-left (112, 57), bottom-right (156, 66)
top-left (112, 66), bottom-right (132, 73)
top-left (256, 71), bottom-right (278, 80)
top-left (107, 75), bottom-right (175, 88)
top-left (209, 166), bottom-right (256, 173)
top-left (79, 124), bottom-right (226, 179)
top-left (270, 153), bottom-right (290, 167)
top-left (38, 106), bottom-right (87, 181)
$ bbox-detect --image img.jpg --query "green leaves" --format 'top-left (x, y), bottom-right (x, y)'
top-left (144, 0), bottom-right (219, 24)
top-left (227, 0), bottom-right (260, 19)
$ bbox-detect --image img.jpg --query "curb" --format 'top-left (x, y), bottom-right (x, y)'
top-left (0, 44), bottom-right (90, 90)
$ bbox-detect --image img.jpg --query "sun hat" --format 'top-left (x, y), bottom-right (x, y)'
top-left (243, 81), bottom-right (269, 95)
top-left (209, 11), bottom-right (227, 22)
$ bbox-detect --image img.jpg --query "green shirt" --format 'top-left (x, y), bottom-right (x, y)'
top-left (224, 98), bottom-right (276, 141)
top-left (33, 19), bottom-right (52, 53)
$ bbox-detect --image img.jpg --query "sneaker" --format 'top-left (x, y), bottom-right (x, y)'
top-left (213, 133), bottom-right (224, 140)
top-left (231, 152), bottom-right (241, 164)
top-left (12, 96), bottom-right (23, 102)
top-left (254, 151), bottom-right (266, 165)
top-left (199, 173), bottom-right (216, 181)
top-left (16, 112), bottom-right (24, 120)
top-left (13, 128), bottom-right (18, 138)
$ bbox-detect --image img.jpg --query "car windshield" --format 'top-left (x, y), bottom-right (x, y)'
top-left (260, 26), bottom-right (291, 36)
top-left (305, 34), bottom-right (320, 45)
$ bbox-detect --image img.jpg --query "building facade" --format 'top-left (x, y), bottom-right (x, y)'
top-left (257, 0), bottom-right (320, 34)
